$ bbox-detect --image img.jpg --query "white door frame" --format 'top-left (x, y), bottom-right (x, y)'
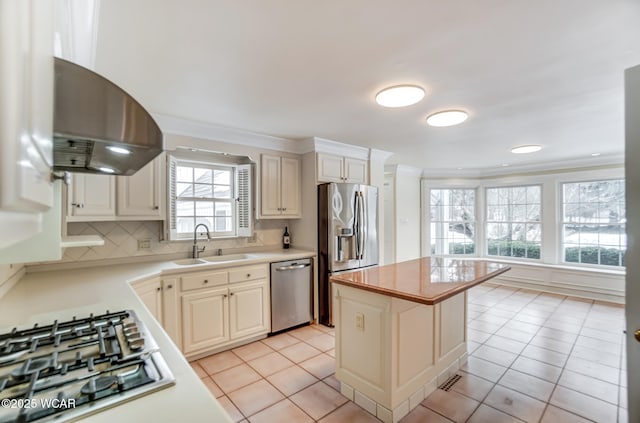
top-left (624, 64), bottom-right (640, 423)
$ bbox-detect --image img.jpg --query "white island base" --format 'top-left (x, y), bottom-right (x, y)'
top-left (333, 284), bottom-right (469, 423)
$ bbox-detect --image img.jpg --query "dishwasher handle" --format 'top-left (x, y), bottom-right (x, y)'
top-left (275, 263), bottom-right (311, 271)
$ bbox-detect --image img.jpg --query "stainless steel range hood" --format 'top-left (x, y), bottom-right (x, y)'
top-left (53, 58), bottom-right (163, 175)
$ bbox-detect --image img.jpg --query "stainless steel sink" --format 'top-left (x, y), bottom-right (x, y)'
top-left (202, 253), bottom-right (257, 262)
top-left (173, 258), bottom-right (206, 266)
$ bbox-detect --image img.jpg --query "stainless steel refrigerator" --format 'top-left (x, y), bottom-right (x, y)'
top-left (318, 183), bottom-right (379, 326)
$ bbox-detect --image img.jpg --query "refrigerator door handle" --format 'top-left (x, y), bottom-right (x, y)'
top-left (353, 192), bottom-right (361, 259)
top-left (359, 191), bottom-right (366, 260)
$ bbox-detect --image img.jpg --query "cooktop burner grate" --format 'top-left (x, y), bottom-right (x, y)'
top-left (0, 310), bottom-right (174, 423)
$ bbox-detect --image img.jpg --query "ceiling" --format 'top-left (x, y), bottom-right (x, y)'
top-left (92, 0), bottom-right (640, 172)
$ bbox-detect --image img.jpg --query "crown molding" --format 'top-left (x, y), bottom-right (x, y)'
top-left (369, 148), bottom-right (394, 163)
top-left (421, 154), bottom-right (624, 179)
top-left (385, 164), bottom-right (423, 177)
top-left (153, 113), bottom-right (308, 153)
top-left (303, 137), bottom-right (370, 159)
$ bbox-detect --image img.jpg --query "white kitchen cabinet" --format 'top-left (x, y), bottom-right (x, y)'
top-left (181, 286), bottom-right (229, 355)
top-left (132, 277), bottom-right (181, 349)
top-left (344, 157), bottom-right (368, 184)
top-left (160, 278), bottom-right (181, 349)
top-left (134, 278), bottom-right (164, 322)
top-left (132, 263), bottom-right (271, 357)
top-left (66, 155), bottom-right (165, 222)
top-left (229, 279), bottom-right (270, 339)
top-left (317, 153), bottom-right (368, 184)
top-left (67, 174), bottom-right (116, 220)
top-left (0, 0), bottom-right (54, 248)
top-left (117, 154), bottom-right (165, 219)
top-left (176, 263), bottom-right (270, 356)
top-left (260, 154), bottom-right (301, 218)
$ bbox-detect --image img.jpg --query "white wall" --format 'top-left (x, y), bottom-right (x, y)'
top-left (383, 174), bottom-right (395, 265)
top-left (288, 151), bottom-right (317, 251)
top-left (392, 166), bottom-right (422, 262)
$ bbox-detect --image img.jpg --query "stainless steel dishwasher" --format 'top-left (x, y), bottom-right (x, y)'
top-left (270, 258), bottom-right (313, 333)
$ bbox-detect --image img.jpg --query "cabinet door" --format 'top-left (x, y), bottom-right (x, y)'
top-left (161, 278), bottom-right (181, 350)
top-left (117, 155), bottom-right (164, 218)
top-left (133, 278), bottom-right (163, 323)
top-left (0, 0), bottom-right (53, 214)
top-left (344, 158), bottom-right (368, 184)
top-left (229, 280), bottom-right (270, 339)
top-left (68, 174), bottom-right (115, 218)
top-left (182, 287), bottom-right (229, 354)
top-left (280, 157), bottom-right (301, 217)
top-left (317, 154), bottom-right (344, 183)
top-left (260, 154), bottom-right (282, 216)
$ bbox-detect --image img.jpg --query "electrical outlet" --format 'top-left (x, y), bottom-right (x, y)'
top-left (355, 313), bottom-right (364, 331)
top-left (137, 239), bottom-right (151, 250)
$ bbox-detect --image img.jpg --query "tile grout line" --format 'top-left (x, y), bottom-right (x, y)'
top-left (463, 286), bottom-right (549, 422)
top-left (467, 287), bottom-right (612, 423)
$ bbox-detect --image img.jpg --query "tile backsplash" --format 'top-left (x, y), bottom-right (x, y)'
top-left (57, 220), bottom-right (289, 263)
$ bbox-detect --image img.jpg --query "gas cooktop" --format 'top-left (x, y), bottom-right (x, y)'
top-left (0, 310), bottom-right (174, 423)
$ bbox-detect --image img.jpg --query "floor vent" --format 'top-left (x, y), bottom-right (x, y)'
top-left (438, 374), bottom-right (462, 391)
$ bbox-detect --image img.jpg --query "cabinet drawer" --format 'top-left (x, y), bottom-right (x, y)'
top-left (181, 270), bottom-right (229, 292)
top-left (229, 265), bottom-right (268, 283)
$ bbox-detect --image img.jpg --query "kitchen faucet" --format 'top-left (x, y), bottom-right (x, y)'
top-left (192, 223), bottom-right (211, 258)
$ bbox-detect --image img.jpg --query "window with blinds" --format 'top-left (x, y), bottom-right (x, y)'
top-left (167, 155), bottom-right (252, 240)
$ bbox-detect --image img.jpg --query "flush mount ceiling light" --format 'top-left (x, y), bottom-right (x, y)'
top-left (511, 145), bottom-right (542, 154)
top-left (375, 85), bottom-right (425, 108)
top-left (106, 146), bottom-right (131, 155)
top-left (426, 110), bottom-right (468, 127)
top-left (98, 166), bottom-right (116, 173)
top-left (591, 152), bottom-right (601, 157)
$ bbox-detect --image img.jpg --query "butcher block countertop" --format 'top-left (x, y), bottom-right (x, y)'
top-left (330, 257), bottom-right (511, 305)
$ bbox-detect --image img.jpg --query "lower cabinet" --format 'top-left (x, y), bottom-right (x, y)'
top-left (132, 277), bottom-right (181, 350)
top-left (135, 263), bottom-right (271, 358)
top-left (182, 286), bottom-right (230, 354)
top-left (134, 277), bottom-right (164, 322)
top-left (229, 280), bottom-right (270, 340)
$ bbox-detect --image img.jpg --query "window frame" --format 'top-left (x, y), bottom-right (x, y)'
top-left (484, 184), bottom-right (543, 261)
top-left (173, 160), bottom-right (236, 239)
top-left (166, 153), bottom-right (253, 242)
top-left (428, 187), bottom-right (477, 256)
top-left (559, 178), bottom-right (626, 268)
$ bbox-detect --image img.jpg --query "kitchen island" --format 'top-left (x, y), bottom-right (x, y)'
top-left (330, 257), bottom-right (510, 423)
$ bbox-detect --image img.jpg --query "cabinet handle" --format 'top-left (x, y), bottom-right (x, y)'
top-left (156, 287), bottom-right (161, 292)
top-left (167, 284), bottom-right (173, 289)
top-left (282, 207), bottom-right (286, 211)
top-left (153, 206), bottom-right (159, 210)
top-left (223, 294), bottom-right (227, 298)
top-left (230, 292), bottom-right (234, 296)
top-left (203, 279), bottom-right (209, 284)
top-left (246, 273), bottom-right (251, 278)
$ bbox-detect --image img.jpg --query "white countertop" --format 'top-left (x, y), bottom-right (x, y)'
top-left (0, 248), bottom-right (316, 423)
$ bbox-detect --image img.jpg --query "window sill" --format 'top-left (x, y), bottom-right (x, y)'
top-left (430, 255), bottom-right (626, 277)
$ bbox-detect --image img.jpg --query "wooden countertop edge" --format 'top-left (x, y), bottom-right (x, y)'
top-left (330, 266), bottom-right (511, 305)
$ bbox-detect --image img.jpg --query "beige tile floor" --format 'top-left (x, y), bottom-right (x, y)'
top-left (190, 283), bottom-right (628, 423)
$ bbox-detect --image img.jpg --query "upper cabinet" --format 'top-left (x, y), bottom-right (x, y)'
top-left (259, 154), bottom-right (301, 218)
top-left (0, 0), bottom-right (54, 248)
top-left (317, 153), bottom-right (368, 184)
top-left (66, 155), bottom-right (166, 222)
top-left (117, 156), bottom-right (164, 219)
top-left (67, 174), bottom-right (116, 220)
